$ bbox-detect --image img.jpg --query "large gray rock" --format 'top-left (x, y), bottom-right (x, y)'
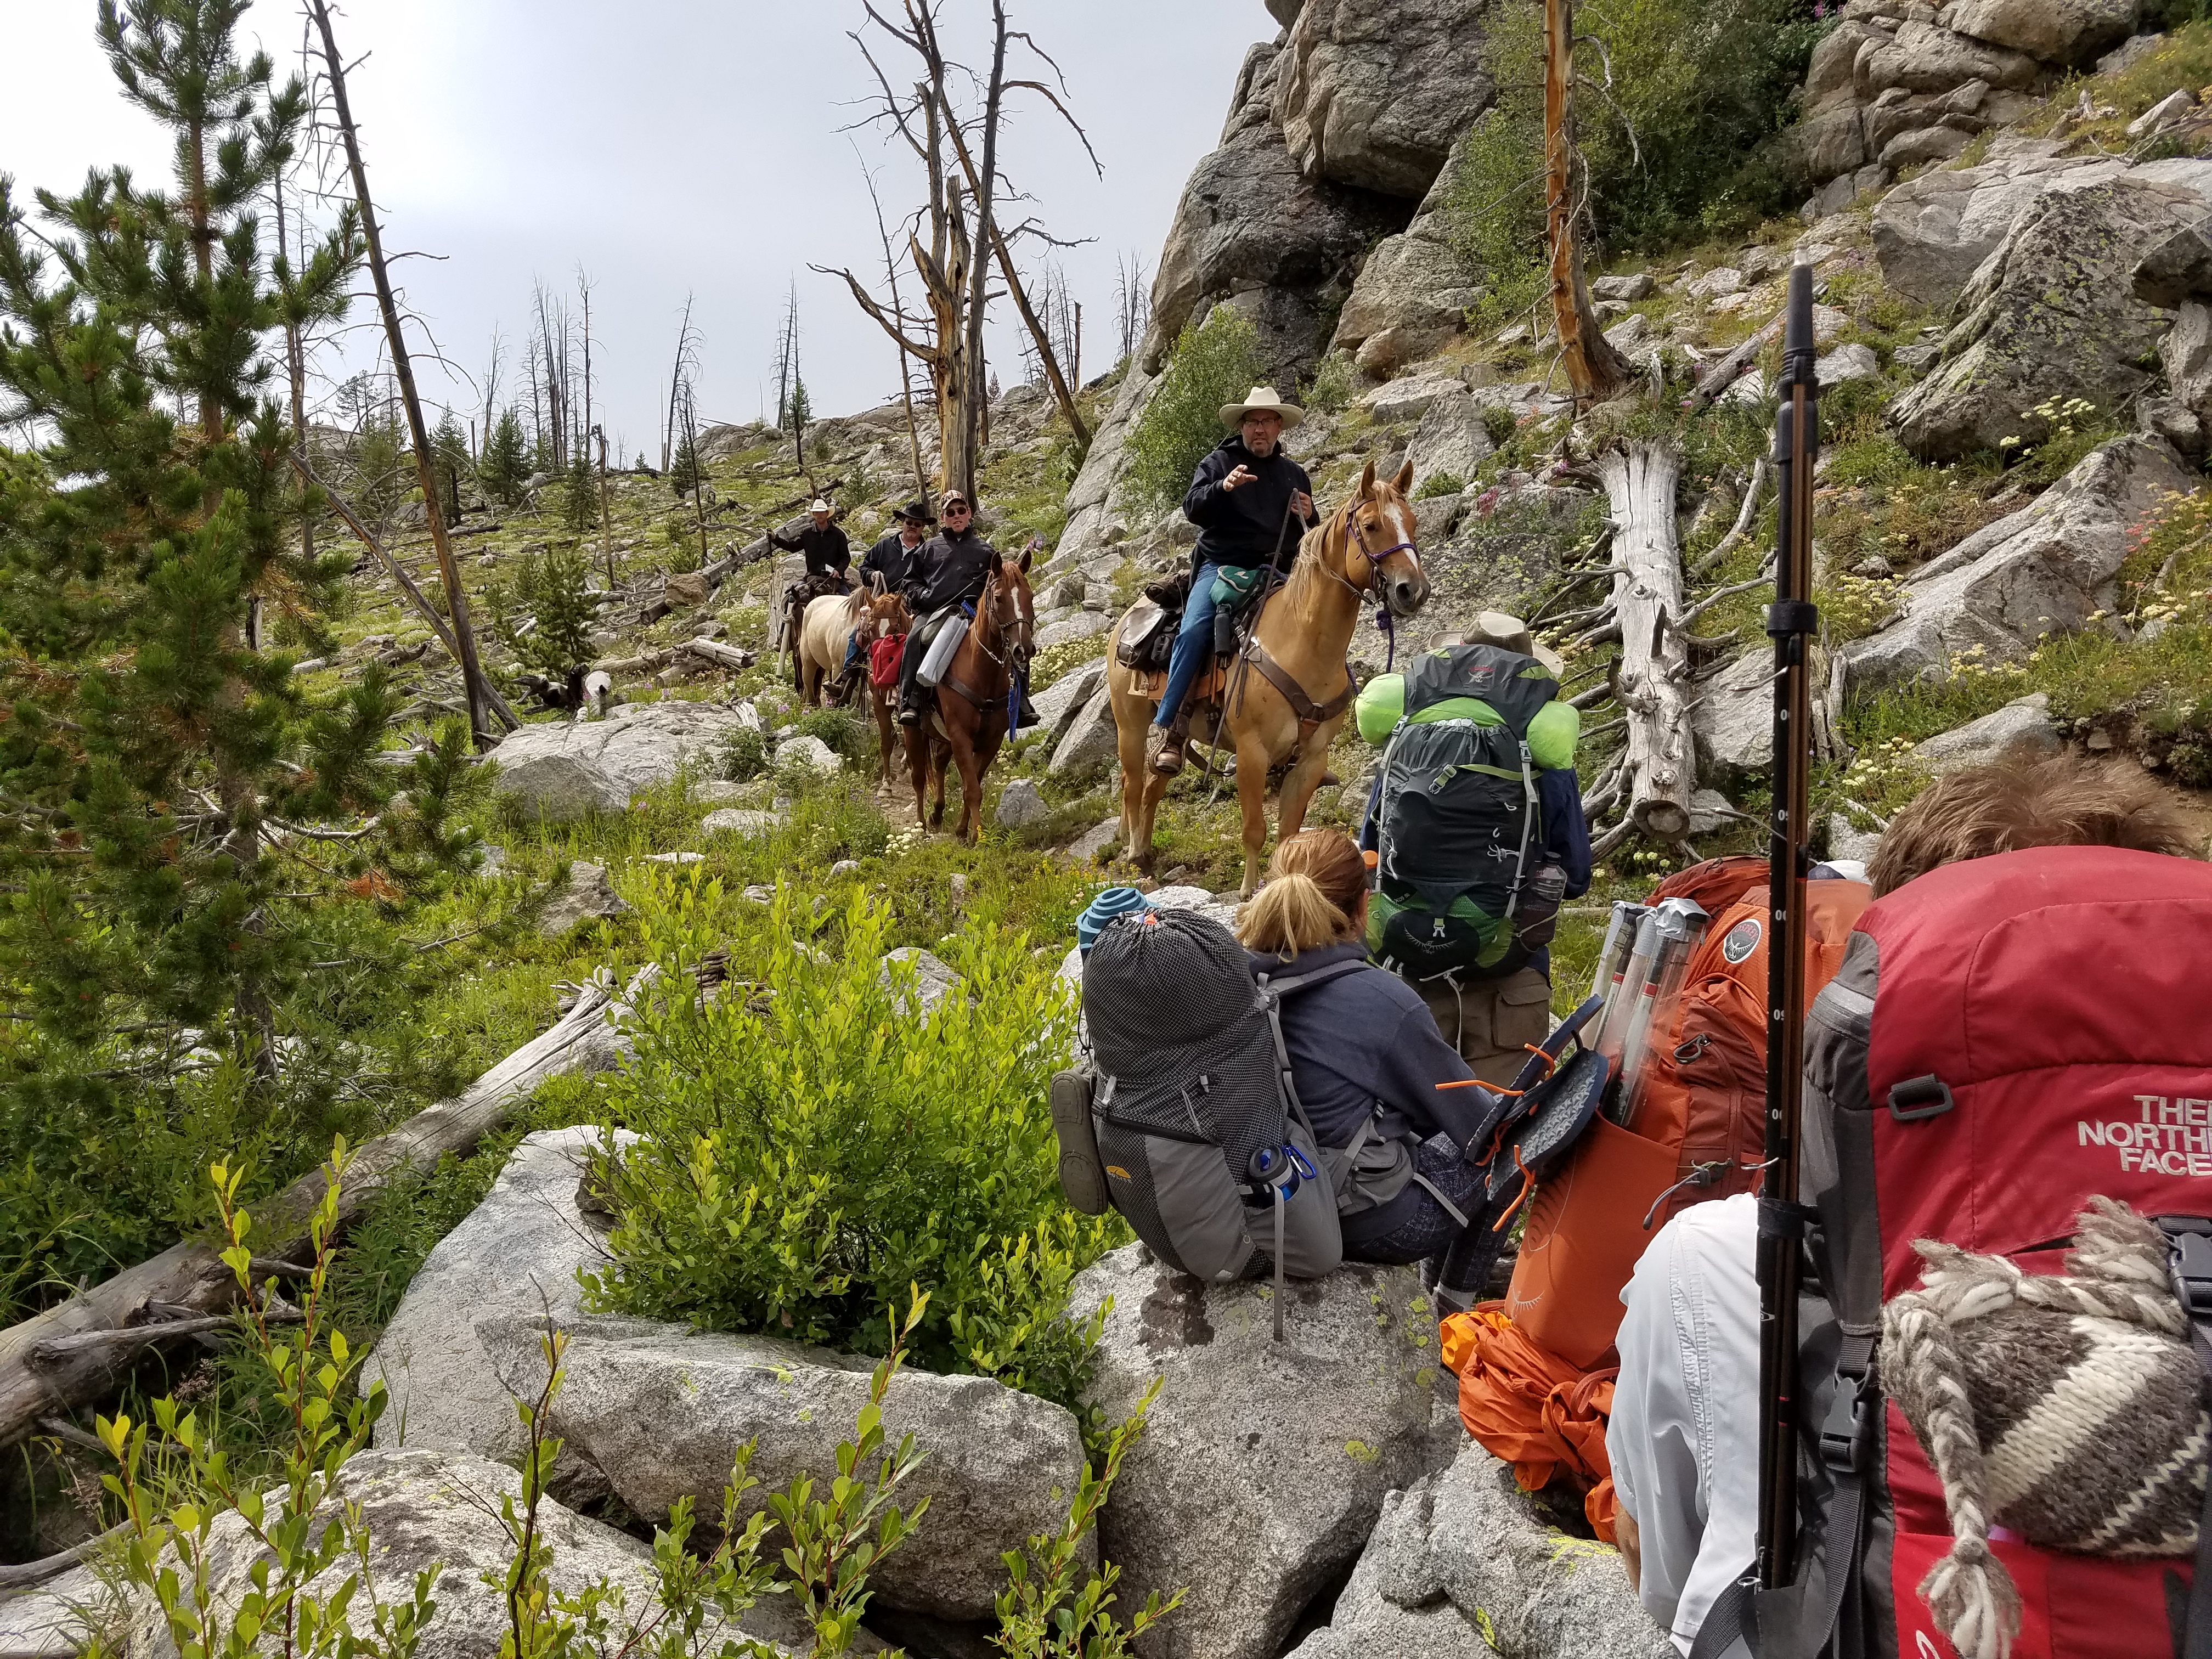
top-left (1889, 176), bottom-right (2212, 461)
top-left (1806, 19), bottom-right (1890, 110)
top-left (492, 751), bottom-right (627, 823)
top-left (1272, 0), bottom-right (1493, 199)
top-left (1030, 657), bottom-right (1110, 748)
top-left (1690, 649), bottom-right (1787, 783)
top-left (492, 701), bottom-right (749, 810)
top-left (1330, 212), bottom-right (1481, 374)
top-left (1916, 692), bottom-right (2061, 771)
top-left (1779, 102), bottom-right (1870, 188)
top-left (1859, 20), bottom-right (2040, 94)
top-left (1036, 610), bottom-right (1112, 650)
top-left (1286, 1441), bottom-right (1669, 1659)
top-left (996, 777), bottom-right (1052, 828)
top-left (1050, 683), bottom-right (1122, 777)
top-left (1406, 393), bottom-right (1494, 494)
top-left (1844, 437), bottom-right (2198, 690)
top-left (1073, 1244), bottom-right (1451, 1659)
top-left (477, 1313), bottom-right (1087, 1624)
top-left (538, 860), bottom-right (631, 937)
top-left (364, 1128), bottom-right (637, 1488)
top-left (775, 733), bottom-right (843, 776)
top-left (1869, 140), bottom-right (2126, 308)
top-left (83, 1449), bottom-right (828, 1659)
top-left (1360, 369), bottom-right (1470, 424)
top-left (1948, 0), bottom-right (2136, 66)
top-left (701, 807), bottom-right (785, 837)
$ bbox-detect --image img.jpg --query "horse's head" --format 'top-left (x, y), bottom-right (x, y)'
top-left (865, 582), bottom-right (910, 639)
top-left (984, 543), bottom-right (1036, 681)
top-left (1333, 458), bottom-right (1430, 619)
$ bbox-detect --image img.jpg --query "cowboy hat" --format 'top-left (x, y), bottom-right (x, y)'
top-left (808, 498), bottom-right (832, 515)
top-left (1432, 611), bottom-right (1567, 678)
top-left (1219, 385), bottom-right (1305, 432)
top-left (894, 499), bottom-right (937, 524)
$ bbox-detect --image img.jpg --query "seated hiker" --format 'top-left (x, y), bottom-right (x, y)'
top-left (1607, 744), bottom-right (2207, 1656)
top-left (1235, 828), bottom-right (1510, 1271)
top-left (1357, 619), bottom-right (1593, 1087)
top-left (898, 489), bottom-right (996, 725)
top-left (844, 499), bottom-right (934, 691)
top-left (1150, 386), bottom-right (1316, 777)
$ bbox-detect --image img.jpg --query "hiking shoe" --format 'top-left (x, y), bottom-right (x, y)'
top-left (1049, 1070), bottom-right (1111, 1217)
top-left (1149, 730), bottom-right (1184, 776)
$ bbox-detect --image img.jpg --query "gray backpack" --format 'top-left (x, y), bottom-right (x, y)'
top-left (1054, 908), bottom-right (1382, 1337)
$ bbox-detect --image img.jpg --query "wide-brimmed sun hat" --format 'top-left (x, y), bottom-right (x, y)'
top-left (1220, 385), bottom-right (1305, 432)
top-left (808, 498), bottom-right (832, 514)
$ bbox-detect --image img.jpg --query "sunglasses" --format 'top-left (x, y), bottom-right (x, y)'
top-left (944, 503), bottom-right (971, 514)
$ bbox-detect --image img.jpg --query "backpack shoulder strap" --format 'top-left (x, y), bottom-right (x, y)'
top-left (2159, 1217), bottom-right (2212, 1659)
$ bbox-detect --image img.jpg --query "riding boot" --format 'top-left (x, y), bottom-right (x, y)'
top-left (1148, 726), bottom-right (1185, 776)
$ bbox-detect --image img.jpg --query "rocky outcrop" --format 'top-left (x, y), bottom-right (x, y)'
top-left (1870, 140), bottom-right (2127, 308)
top-left (1073, 1243), bottom-right (1451, 1659)
top-left (1049, 682), bottom-right (1121, 775)
top-left (1888, 173), bottom-right (2212, 461)
top-left (1273, 0), bottom-right (1493, 198)
top-left (476, 1312), bottom-right (1086, 1624)
top-left (1946, 0), bottom-right (2137, 67)
top-left (1916, 691), bottom-right (2061, 771)
top-left (491, 701), bottom-right (748, 817)
top-left (1405, 392), bottom-right (1494, 493)
top-left (363, 1127), bottom-right (635, 1496)
top-left (1843, 436), bottom-right (2197, 691)
top-left (1329, 131), bottom-right (1485, 375)
top-left (1029, 657), bottom-right (1110, 749)
top-left (1288, 1441), bottom-right (1669, 1659)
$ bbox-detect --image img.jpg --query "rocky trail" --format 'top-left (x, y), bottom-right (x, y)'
top-left (8, 2), bottom-right (2212, 1657)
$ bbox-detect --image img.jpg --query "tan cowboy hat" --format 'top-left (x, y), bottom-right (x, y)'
top-left (1219, 386), bottom-right (1305, 432)
top-left (1433, 611), bottom-right (1567, 678)
top-left (808, 498), bottom-right (832, 515)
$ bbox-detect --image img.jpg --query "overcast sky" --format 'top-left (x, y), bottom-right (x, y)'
top-left (1, 1), bottom-right (1271, 461)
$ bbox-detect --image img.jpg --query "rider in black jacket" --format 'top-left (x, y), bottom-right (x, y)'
top-left (897, 490), bottom-right (995, 723)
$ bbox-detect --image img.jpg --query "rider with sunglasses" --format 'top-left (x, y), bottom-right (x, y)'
top-left (896, 489), bottom-right (994, 725)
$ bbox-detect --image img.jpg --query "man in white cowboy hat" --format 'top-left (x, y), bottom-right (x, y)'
top-left (768, 496), bottom-right (853, 659)
top-left (1149, 386), bottom-right (1316, 775)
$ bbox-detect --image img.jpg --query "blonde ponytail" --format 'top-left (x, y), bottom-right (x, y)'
top-left (1237, 829), bottom-right (1371, 959)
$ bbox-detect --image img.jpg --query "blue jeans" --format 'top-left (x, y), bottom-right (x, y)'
top-left (1153, 561), bottom-right (1222, 731)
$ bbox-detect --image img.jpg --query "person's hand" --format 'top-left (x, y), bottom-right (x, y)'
top-left (1291, 489), bottom-right (1314, 520)
top-left (1223, 464), bottom-right (1257, 492)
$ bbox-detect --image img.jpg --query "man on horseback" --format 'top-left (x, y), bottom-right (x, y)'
top-left (896, 489), bottom-right (995, 727)
top-left (839, 498), bottom-right (934, 699)
top-left (1149, 386), bottom-right (1317, 776)
top-left (770, 498), bottom-right (852, 658)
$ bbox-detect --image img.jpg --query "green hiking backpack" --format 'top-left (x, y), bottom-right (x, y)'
top-left (1360, 643), bottom-right (1580, 979)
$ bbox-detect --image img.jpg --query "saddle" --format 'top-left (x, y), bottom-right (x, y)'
top-left (1119, 566), bottom-right (1350, 744)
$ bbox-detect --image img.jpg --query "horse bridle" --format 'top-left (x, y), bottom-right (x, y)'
top-left (1321, 495), bottom-right (1420, 601)
top-left (969, 568), bottom-right (1032, 675)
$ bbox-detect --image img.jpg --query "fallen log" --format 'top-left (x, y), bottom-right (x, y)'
top-left (0, 972), bottom-right (648, 1452)
top-left (1598, 439), bottom-right (1697, 840)
top-left (684, 636), bottom-right (755, 673)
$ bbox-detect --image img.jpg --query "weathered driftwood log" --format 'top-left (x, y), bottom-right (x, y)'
top-left (684, 636), bottom-right (755, 672)
top-left (0, 974), bottom-right (646, 1452)
top-left (1598, 440), bottom-right (1696, 840)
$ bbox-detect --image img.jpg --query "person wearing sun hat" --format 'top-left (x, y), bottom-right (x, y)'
top-left (1148, 386), bottom-right (1317, 776)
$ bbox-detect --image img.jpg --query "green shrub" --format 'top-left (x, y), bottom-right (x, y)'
top-left (1482, 404), bottom-right (1520, 449)
top-left (794, 705), bottom-right (869, 760)
top-left (585, 877), bottom-right (1123, 1410)
top-left (719, 726), bottom-right (770, 781)
top-left (1300, 352), bottom-right (1358, 415)
top-left (1413, 471), bottom-right (1465, 500)
top-left (1121, 307), bottom-right (1263, 514)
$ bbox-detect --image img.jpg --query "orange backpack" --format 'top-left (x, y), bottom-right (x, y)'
top-left (1498, 863), bottom-right (1871, 1367)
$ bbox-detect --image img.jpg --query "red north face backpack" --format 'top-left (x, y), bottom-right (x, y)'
top-left (1696, 845), bottom-right (2212, 1659)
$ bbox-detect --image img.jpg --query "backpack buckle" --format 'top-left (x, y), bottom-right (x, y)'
top-left (1887, 1074), bottom-right (1954, 1122)
top-left (1819, 1366), bottom-right (1878, 1475)
top-left (2159, 1219), bottom-right (2212, 1323)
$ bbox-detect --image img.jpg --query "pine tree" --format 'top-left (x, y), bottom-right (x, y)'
top-left (559, 448), bottom-right (595, 532)
top-left (478, 406), bottom-right (529, 505)
top-left (431, 410), bottom-right (470, 523)
top-left (0, 0), bottom-right (393, 1070)
top-left (510, 544), bottom-right (594, 679)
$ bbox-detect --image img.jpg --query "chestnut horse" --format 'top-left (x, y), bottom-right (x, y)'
top-left (902, 549), bottom-right (1036, 842)
top-left (1105, 458), bottom-right (1429, 896)
top-left (859, 583), bottom-right (912, 786)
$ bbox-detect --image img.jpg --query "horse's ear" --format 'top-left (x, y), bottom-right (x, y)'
top-left (1019, 545), bottom-right (1032, 574)
top-left (1359, 457), bottom-right (1377, 499)
top-left (1392, 458), bottom-right (1415, 496)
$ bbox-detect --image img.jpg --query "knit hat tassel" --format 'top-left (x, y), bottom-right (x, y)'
top-left (1917, 1534), bottom-right (2022, 1659)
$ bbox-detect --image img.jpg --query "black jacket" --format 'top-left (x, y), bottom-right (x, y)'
top-left (1183, 437), bottom-right (1313, 571)
top-left (1248, 940), bottom-right (1497, 1156)
top-left (906, 525), bottom-right (997, 615)
top-left (860, 529), bottom-right (925, 593)
top-left (768, 521), bottom-right (851, 579)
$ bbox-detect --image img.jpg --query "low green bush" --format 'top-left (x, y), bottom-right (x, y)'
top-left (794, 705), bottom-right (869, 760)
top-left (586, 876), bottom-right (1124, 1412)
top-left (719, 726), bottom-right (769, 781)
top-left (1482, 404), bottom-right (1520, 449)
top-left (1413, 471), bottom-right (1465, 500)
top-left (1121, 307), bottom-right (1262, 515)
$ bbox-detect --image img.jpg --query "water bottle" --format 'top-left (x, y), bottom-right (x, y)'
top-left (917, 612), bottom-right (969, 687)
top-left (1244, 1143), bottom-right (1305, 1206)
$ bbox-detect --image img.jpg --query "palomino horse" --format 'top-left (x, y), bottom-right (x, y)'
top-left (1105, 458), bottom-right (1429, 896)
top-left (795, 587), bottom-right (864, 708)
top-left (858, 583), bottom-right (911, 786)
top-left (902, 549), bottom-right (1035, 843)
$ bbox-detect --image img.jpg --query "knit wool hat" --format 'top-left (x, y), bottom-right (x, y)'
top-left (1881, 1198), bottom-right (2209, 1659)
top-left (1076, 886), bottom-right (1154, 954)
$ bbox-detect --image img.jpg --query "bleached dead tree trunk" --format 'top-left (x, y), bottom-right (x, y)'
top-left (1599, 439), bottom-right (1696, 840)
top-left (1544, 0), bottom-right (1634, 403)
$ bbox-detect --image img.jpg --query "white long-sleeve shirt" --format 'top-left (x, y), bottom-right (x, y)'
top-left (1607, 1192), bottom-right (1762, 1655)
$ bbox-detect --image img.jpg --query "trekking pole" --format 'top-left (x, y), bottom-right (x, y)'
top-left (1756, 254), bottom-right (1821, 1594)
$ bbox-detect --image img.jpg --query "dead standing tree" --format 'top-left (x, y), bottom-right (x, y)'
top-left (1544, 0), bottom-right (1633, 403)
top-left (819, 0), bottom-right (1097, 496)
top-left (307, 0), bottom-right (509, 743)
